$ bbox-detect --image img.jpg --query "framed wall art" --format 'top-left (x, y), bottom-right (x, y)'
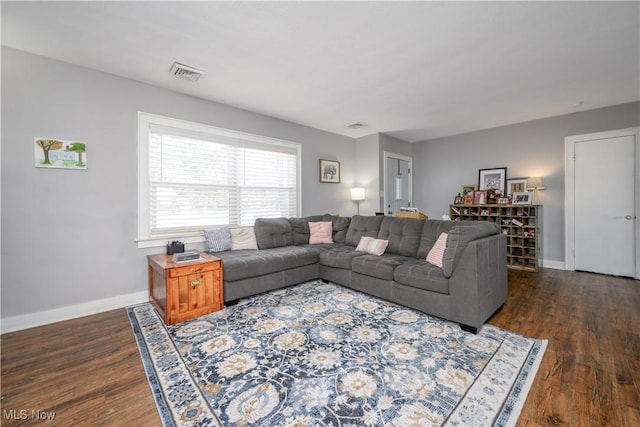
top-left (35, 137), bottom-right (87, 170)
top-left (319, 159), bottom-right (340, 183)
top-left (473, 190), bottom-right (487, 205)
top-left (478, 167), bottom-right (506, 195)
top-left (512, 192), bottom-right (532, 205)
top-left (507, 178), bottom-right (527, 196)
top-left (460, 184), bottom-right (477, 197)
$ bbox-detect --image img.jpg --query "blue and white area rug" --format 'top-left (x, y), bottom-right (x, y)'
top-left (128, 280), bottom-right (546, 427)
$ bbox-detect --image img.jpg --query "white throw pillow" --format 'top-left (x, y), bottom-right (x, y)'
top-left (426, 232), bottom-right (448, 268)
top-left (230, 227), bottom-right (258, 250)
top-left (355, 236), bottom-right (389, 256)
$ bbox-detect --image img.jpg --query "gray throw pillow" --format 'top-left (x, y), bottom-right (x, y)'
top-left (203, 227), bottom-right (232, 252)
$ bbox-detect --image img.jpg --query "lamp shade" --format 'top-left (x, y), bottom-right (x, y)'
top-left (527, 177), bottom-right (545, 190)
top-left (350, 187), bottom-right (365, 201)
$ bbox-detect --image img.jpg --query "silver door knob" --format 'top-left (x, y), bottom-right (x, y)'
top-left (625, 215), bottom-right (634, 220)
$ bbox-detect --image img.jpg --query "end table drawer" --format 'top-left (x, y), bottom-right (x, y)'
top-left (168, 262), bottom-right (220, 278)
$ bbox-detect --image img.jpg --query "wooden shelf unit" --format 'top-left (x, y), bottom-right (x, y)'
top-left (450, 204), bottom-right (542, 272)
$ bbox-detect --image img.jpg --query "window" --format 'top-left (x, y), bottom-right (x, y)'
top-left (137, 113), bottom-right (301, 248)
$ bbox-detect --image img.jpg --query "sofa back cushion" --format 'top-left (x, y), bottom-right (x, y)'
top-left (345, 215), bottom-right (384, 247)
top-left (377, 216), bottom-right (425, 257)
top-left (289, 215), bottom-right (324, 245)
top-left (254, 218), bottom-right (294, 249)
top-left (416, 220), bottom-right (462, 259)
top-left (322, 214), bottom-right (351, 244)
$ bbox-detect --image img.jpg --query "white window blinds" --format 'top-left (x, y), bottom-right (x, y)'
top-left (143, 118), bottom-right (300, 238)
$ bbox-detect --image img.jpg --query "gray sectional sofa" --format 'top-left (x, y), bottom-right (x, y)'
top-left (212, 214), bottom-right (507, 333)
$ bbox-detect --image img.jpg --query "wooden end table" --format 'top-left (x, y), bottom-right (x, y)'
top-left (148, 251), bottom-right (224, 325)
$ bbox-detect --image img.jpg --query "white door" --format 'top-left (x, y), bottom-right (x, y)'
top-left (384, 155), bottom-right (412, 215)
top-left (573, 134), bottom-right (636, 277)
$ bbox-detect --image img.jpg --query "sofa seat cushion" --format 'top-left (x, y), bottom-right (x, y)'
top-left (319, 245), bottom-right (366, 269)
top-left (352, 253), bottom-right (416, 281)
top-left (393, 260), bottom-right (450, 295)
top-left (297, 243), bottom-right (344, 255)
top-left (214, 246), bottom-right (318, 282)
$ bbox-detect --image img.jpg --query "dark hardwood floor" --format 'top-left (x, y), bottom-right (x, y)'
top-left (1, 269), bottom-right (638, 426)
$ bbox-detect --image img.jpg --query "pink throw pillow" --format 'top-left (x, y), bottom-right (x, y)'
top-left (309, 221), bottom-right (333, 244)
top-left (356, 236), bottom-right (389, 256)
top-left (426, 232), bottom-right (448, 268)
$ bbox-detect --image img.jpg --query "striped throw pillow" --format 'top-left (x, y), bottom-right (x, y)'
top-left (203, 227), bottom-right (232, 252)
top-left (355, 236), bottom-right (389, 256)
top-left (426, 232), bottom-right (448, 268)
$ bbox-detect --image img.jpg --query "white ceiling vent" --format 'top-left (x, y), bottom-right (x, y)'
top-left (347, 121), bottom-right (366, 129)
top-left (169, 62), bottom-right (206, 82)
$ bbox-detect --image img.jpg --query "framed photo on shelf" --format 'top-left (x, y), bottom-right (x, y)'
top-left (473, 190), bottom-right (487, 205)
top-left (479, 167), bottom-right (507, 195)
top-left (319, 159), bottom-right (340, 183)
top-left (460, 184), bottom-right (477, 197)
top-left (507, 178), bottom-right (527, 196)
top-left (512, 192), bottom-right (532, 205)
top-left (463, 194), bottom-right (474, 205)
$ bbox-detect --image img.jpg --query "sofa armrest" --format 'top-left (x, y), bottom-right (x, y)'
top-left (447, 234), bottom-right (508, 328)
top-left (442, 222), bottom-right (500, 277)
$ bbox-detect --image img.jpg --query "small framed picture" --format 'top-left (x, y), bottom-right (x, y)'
top-left (460, 184), bottom-right (477, 197)
top-left (507, 178), bottom-right (527, 196)
top-left (454, 194), bottom-right (463, 204)
top-left (479, 167), bottom-right (507, 195)
top-left (319, 159), bottom-right (340, 183)
top-left (473, 190), bottom-right (487, 205)
top-left (513, 192), bottom-right (532, 205)
top-left (463, 194), bottom-right (474, 205)
top-left (497, 197), bottom-right (509, 204)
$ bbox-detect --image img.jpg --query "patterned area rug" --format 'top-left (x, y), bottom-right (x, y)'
top-left (128, 280), bottom-right (546, 427)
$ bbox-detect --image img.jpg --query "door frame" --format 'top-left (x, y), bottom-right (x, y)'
top-left (383, 151), bottom-right (413, 215)
top-left (564, 127), bottom-right (640, 279)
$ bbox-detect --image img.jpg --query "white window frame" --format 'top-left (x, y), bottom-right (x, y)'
top-left (137, 112), bottom-right (302, 249)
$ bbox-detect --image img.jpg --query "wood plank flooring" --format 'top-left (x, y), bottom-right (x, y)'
top-left (1, 269), bottom-right (639, 426)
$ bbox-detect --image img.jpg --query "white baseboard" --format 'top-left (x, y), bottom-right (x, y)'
top-left (1, 291), bottom-right (148, 334)
top-left (542, 259), bottom-right (566, 270)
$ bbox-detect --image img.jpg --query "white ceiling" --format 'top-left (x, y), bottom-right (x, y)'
top-left (2, 1), bottom-right (639, 142)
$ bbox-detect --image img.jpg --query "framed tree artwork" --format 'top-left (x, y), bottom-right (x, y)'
top-left (34, 137), bottom-right (87, 170)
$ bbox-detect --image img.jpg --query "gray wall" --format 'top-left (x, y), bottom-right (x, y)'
top-left (413, 102), bottom-right (640, 264)
top-left (353, 133), bottom-right (380, 216)
top-left (3, 46), bottom-right (638, 322)
top-left (1, 47), bottom-right (357, 319)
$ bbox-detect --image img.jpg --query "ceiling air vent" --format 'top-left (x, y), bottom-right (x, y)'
top-left (347, 121), bottom-right (366, 129)
top-left (169, 62), bottom-right (206, 82)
